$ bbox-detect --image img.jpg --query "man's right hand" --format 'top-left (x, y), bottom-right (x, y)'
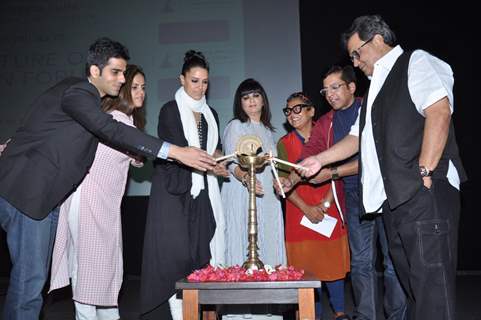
top-left (298, 155), bottom-right (323, 177)
top-left (169, 145), bottom-right (216, 171)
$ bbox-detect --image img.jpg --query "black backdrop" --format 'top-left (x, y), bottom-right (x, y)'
top-left (1, 1), bottom-right (479, 276)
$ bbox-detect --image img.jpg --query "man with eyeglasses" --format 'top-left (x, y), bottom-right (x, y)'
top-left (299, 15), bottom-right (466, 320)
top-left (280, 65), bottom-right (406, 320)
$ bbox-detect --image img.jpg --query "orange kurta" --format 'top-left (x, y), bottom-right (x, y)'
top-left (278, 130), bottom-right (350, 281)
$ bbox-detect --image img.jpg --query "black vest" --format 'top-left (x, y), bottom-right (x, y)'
top-left (359, 51), bottom-right (466, 212)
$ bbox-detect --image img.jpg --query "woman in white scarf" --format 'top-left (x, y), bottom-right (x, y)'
top-left (140, 50), bottom-right (227, 320)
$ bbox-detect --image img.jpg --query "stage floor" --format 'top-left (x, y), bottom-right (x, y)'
top-left (1, 273), bottom-right (480, 319)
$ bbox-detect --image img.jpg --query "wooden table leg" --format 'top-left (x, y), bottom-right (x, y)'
top-left (202, 311), bottom-right (217, 320)
top-left (298, 288), bottom-right (315, 320)
top-left (183, 289), bottom-right (199, 320)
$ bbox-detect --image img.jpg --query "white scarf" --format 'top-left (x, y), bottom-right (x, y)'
top-left (174, 86), bottom-right (225, 265)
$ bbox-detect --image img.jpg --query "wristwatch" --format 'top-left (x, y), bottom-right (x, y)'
top-left (331, 166), bottom-right (339, 180)
top-left (419, 166), bottom-right (433, 177)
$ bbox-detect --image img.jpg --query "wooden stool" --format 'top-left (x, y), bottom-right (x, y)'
top-left (176, 275), bottom-right (321, 320)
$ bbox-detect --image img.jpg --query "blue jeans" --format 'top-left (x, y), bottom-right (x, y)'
top-left (0, 196), bottom-right (59, 320)
top-left (345, 190), bottom-right (406, 320)
top-left (315, 279), bottom-right (345, 317)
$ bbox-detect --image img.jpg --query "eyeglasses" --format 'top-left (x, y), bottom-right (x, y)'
top-left (282, 104), bottom-right (311, 116)
top-left (320, 83), bottom-right (347, 96)
top-left (349, 36), bottom-right (374, 62)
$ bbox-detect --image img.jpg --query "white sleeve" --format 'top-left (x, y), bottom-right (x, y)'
top-left (222, 120), bottom-right (241, 173)
top-left (349, 111), bottom-right (361, 137)
top-left (408, 49), bottom-right (454, 116)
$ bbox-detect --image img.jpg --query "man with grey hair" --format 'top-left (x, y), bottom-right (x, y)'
top-left (299, 15), bottom-right (466, 320)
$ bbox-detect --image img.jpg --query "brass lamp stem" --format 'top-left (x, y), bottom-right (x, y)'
top-left (240, 155), bottom-right (265, 270)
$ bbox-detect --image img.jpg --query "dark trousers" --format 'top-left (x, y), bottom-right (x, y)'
top-left (346, 190), bottom-right (406, 320)
top-left (382, 179), bottom-right (459, 320)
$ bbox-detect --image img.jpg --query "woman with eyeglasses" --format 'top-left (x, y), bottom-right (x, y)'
top-left (277, 92), bottom-right (351, 320)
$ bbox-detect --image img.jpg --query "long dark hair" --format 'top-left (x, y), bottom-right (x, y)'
top-left (102, 64), bottom-right (146, 130)
top-left (233, 78), bottom-right (274, 131)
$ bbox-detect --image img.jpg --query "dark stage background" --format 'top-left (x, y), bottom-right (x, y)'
top-left (1, 1), bottom-right (479, 276)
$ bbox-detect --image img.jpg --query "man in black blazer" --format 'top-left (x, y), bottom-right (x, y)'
top-left (0, 37), bottom-right (216, 320)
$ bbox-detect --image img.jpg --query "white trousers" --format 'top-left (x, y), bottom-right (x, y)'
top-left (169, 294), bottom-right (183, 320)
top-left (73, 301), bottom-right (119, 320)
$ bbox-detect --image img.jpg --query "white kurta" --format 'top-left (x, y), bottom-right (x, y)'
top-left (50, 110), bottom-right (135, 306)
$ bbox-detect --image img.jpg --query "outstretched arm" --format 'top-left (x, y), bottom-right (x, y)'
top-left (310, 158), bottom-right (359, 184)
top-left (299, 134), bottom-right (359, 177)
top-left (62, 84), bottom-right (216, 171)
top-left (168, 145), bottom-right (216, 171)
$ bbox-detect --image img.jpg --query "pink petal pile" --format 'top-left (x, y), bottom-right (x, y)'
top-left (187, 265), bottom-right (304, 282)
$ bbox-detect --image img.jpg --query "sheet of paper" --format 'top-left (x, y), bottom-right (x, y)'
top-left (300, 214), bottom-right (338, 238)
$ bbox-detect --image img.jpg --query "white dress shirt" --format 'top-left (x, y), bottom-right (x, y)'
top-left (349, 45), bottom-right (459, 213)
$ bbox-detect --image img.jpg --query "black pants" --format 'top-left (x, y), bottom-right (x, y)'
top-left (382, 179), bottom-right (459, 320)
